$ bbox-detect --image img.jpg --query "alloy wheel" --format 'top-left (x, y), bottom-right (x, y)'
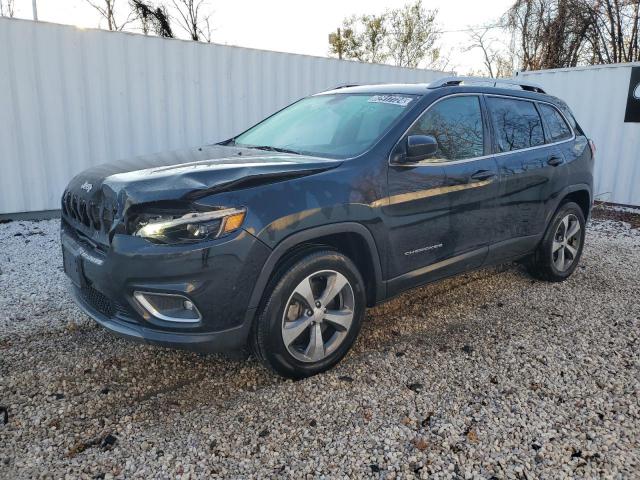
top-left (552, 213), bottom-right (581, 271)
top-left (281, 270), bottom-right (355, 363)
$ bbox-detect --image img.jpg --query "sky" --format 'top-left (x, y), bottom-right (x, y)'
top-left (9, 0), bottom-right (514, 74)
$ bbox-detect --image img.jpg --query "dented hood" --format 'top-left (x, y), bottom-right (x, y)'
top-left (66, 144), bottom-right (342, 211)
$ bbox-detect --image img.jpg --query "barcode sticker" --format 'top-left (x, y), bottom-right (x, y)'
top-left (368, 95), bottom-right (414, 107)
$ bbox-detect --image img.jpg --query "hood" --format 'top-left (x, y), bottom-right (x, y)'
top-left (66, 144), bottom-right (342, 208)
top-left (62, 145), bottom-right (342, 243)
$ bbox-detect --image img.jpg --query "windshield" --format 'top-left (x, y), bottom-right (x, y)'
top-left (232, 93), bottom-right (418, 159)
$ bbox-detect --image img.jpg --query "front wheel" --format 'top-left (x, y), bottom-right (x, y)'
top-left (251, 250), bottom-right (366, 379)
top-left (528, 201), bottom-right (586, 282)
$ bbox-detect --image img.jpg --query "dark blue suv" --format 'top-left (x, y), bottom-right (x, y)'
top-left (61, 77), bottom-right (594, 378)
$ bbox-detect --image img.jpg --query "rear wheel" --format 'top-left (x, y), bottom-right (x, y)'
top-left (251, 250), bottom-right (366, 379)
top-left (528, 201), bottom-right (586, 281)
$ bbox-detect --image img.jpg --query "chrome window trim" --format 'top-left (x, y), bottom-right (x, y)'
top-left (134, 291), bottom-right (202, 323)
top-left (389, 92), bottom-right (576, 167)
top-left (485, 94), bottom-right (576, 150)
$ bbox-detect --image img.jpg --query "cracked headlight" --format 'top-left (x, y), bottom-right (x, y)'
top-left (134, 208), bottom-right (246, 244)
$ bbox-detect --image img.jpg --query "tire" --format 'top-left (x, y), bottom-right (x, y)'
top-left (528, 201), bottom-right (586, 282)
top-left (251, 249), bottom-right (366, 379)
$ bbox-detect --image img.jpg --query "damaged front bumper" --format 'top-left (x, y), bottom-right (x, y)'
top-left (69, 284), bottom-right (254, 352)
top-left (61, 220), bottom-right (271, 352)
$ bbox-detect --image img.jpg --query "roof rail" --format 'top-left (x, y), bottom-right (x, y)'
top-left (328, 83), bottom-right (361, 91)
top-left (427, 76), bottom-right (546, 94)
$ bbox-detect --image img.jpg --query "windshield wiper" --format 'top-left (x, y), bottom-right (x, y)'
top-left (246, 145), bottom-right (302, 155)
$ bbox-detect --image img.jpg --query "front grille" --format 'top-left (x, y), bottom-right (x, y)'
top-left (62, 191), bottom-right (99, 229)
top-left (80, 285), bottom-right (114, 318)
top-left (79, 285), bottom-right (136, 321)
top-left (61, 190), bottom-right (117, 245)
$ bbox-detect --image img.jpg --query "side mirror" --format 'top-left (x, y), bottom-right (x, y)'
top-left (405, 135), bottom-right (438, 162)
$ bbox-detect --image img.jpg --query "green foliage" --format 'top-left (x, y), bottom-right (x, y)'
top-left (329, 14), bottom-right (388, 63)
top-left (328, 1), bottom-right (442, 68)
top-left (387, 1), bottom-right (439, 68)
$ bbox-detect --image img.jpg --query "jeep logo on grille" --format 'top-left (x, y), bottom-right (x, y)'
top-left (80, 181), bottom-right (93, 193)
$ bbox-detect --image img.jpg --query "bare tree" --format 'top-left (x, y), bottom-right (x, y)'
top-left (466, 27), bottom-right (514, 78)
top-left (130, 0), bottom-right (174, 37)
top-left (505, 0), bottom-right (589, 70)
top-left (582, 0), bottom-right (640, 64)
top-left (387, 1), bottom-right (441, 68)
top-left (423, 45), bottom-right (453, 71)
top-left (467, 28), bottom-right (497, 77)
top-left (494, 54), bottom-right (514, 78)
top-left (171, 0), bottom-right (212, 42)
top-left (504, 0), bottom-right (639, 70)
top-left (0, 0), bottom-right (15, 17)
top-left (86, 0), bottom-right (135, 31)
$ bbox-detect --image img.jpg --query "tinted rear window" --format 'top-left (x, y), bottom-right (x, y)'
top-left (538, 103), bottom-right (572, 142)
top-left (487, 97), bottom-right (545, 152)
top-left (554, 100), bottom-right (582, 133)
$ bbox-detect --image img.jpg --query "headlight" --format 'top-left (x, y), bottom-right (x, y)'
top-left (134, 208), bottom-right (246, 244)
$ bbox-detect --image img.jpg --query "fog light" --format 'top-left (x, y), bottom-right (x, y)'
top-left (134, 291), bottom-right (202, 323)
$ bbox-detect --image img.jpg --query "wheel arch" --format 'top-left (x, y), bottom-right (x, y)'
top-left (248, 223), bottom-right (385, 310)
top-left (562, 189), bottom-right (591, 220)
top-left (545, 184), bottom-right (592, 227)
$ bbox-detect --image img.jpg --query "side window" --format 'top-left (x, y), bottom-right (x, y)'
top-left (407, 96), bottom-right (484, 162)
top-left (487, 97), bottom-right (545, 152)
top-left (558, 103), bottom-right (583, 134)
top-left (538, 103), bottom-right (573, 142)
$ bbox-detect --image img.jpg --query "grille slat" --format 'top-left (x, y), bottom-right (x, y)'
top-left (79, 285), bottom-right (135, 322)
top-left (61, 189), bottom-right (113, 246)
top-left (114, 300), bottom-right (133, 318)
top-left (72, 195), bottom-right (81, 221)
top-left (88, 201), bottom-right (101, 229)
top-left (80, 285), bottom-right (114, 318)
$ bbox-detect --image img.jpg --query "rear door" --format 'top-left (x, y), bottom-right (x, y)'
top-left (384, 94), bottom-right (499, 295)
top-left (486, 95), bottom-right (567, 258)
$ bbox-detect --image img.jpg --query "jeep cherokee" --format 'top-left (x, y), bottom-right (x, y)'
top-left (61, 77), bottom-right (594, 378)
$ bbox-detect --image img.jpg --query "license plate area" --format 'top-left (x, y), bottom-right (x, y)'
top-left (63, 246), bottom-right (85, 288)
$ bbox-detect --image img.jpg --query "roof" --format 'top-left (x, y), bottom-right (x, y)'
top-left (318, 83), bottom-right (433, 95)
top-left (318, 76), bottom-right (550, 98)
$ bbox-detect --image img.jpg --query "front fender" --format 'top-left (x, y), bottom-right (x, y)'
top-left (247, 222), bottom-right (385, 310)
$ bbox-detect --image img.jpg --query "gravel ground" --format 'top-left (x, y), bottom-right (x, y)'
top-left (1, 213), bottom-right (639, 479)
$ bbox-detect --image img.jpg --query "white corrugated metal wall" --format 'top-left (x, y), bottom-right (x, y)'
top-left (517, 63), bottom-right (640, 206)
top-left (0, 18), bottom-right (446, 215)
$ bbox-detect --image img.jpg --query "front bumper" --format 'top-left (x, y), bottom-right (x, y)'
top-left (61, 222), bottom-right (271, 352)
top-left (70, 284), bottom-right (254, 352)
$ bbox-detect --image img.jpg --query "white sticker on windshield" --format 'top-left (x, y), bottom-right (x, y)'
top-left (368, 95), bottom-right (413, 107)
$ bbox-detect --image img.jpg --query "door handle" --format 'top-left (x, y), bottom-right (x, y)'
top-left (470, 170), bottom-right (496, 182)
top-left (547, 155), bottom-right (564, 167)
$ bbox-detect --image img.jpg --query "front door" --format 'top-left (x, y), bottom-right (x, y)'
top-left (384, 94), bottom-right (498, 296)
